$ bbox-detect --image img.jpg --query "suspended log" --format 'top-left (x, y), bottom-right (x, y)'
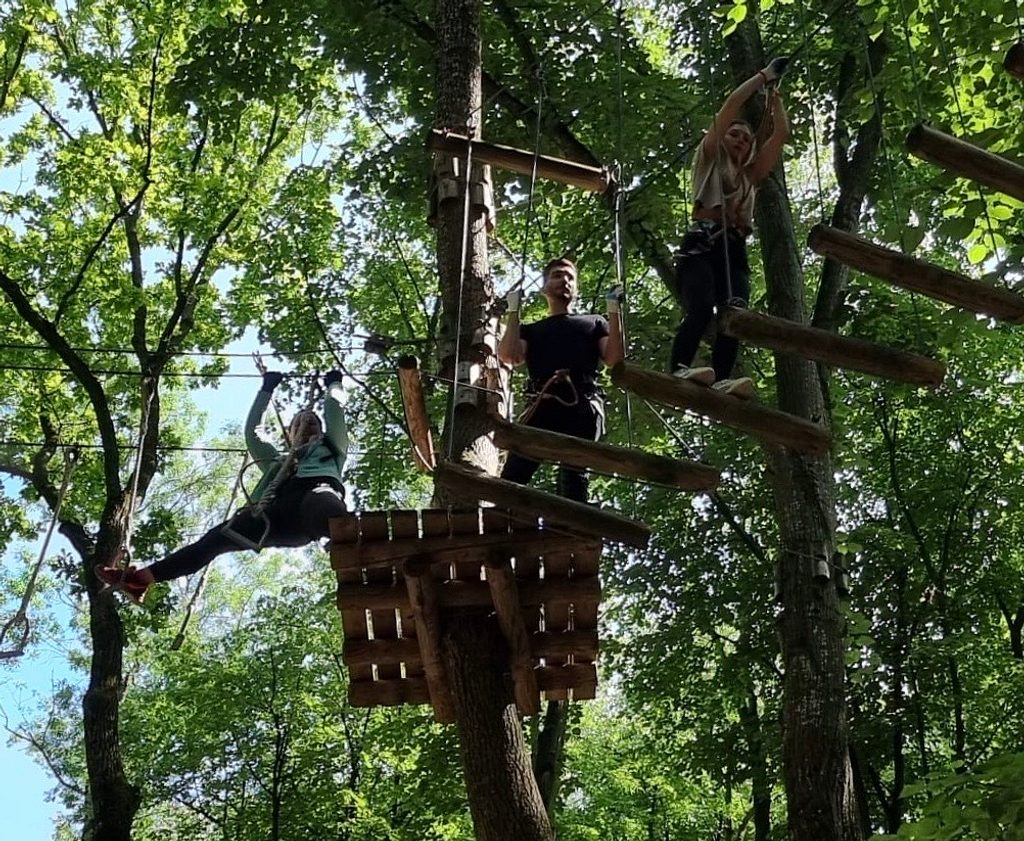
top-left (718, 306), bottom-right (945, 387)
top-left (611, 363), bottom-right (830, 455)
top-left (1006, 42), bottom-right (1024, 79)
top-left (906, 123), bottom-right (1024, 202)
top-left (808, 223), bottom-right (1024, 324)
top-left (397, 356), bottom-right (436, 472)
top-left (403, 570), bottom-right (456, 722)
top-left (485, 555), bottom-right (541, 716)
top-left (490, 416), bottom-right (720, 490)
top-left (428, 129), bottom-right (612, 193)
top-left (434, 462), bottom-right (650, 548)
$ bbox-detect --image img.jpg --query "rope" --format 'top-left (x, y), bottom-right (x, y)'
top-left (797, 0), bottom-right (828, 220)
top-left (517, 370), bottom-right (579, 424)
top-left (0, 447), bottom-right (79, 659)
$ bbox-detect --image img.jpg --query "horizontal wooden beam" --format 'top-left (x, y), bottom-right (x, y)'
top-left (428, 129), bottom-right (612, 193)
top-left (611, 362), bottom-right (831, 456)
top-left (1006, 42), bottom-right (1024, 79)
top-left (348, 663), bottom-right (599, 708)
top-left (397, 356), bottom-right (436, 472)
top-left (331, 530), bottom-right (584, 570)
top-left (433, 462), bottom-right (650, 548)
top-left (344, 637), bottom-right (422, 667)
top-left (718, 306), bottom-right (945, 388)
top-left (491, 417), bottom-right (720, 490)
top-left (906, 123), bottom-right (1024, 202)
top-left (808, 223), bottom-right (1024, 325)
top-left (337, 575), bottom-right (601, 612)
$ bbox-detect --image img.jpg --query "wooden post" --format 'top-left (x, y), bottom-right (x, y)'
top-left (610, 363), bottom-right (831, 456)
top-left (490, 417), bottom-right (720, 490)
top-left (906, 123), bottom-right (1024, 202)
top-left (403, 569), bottom-right (456, 723)
top-left (429, 129), bottom-right (612, 193)
top-left (433, 462), bottom-right (650, 548)
top-left (717, 306), bottom-right (945, 388)
top-left (485, 553), bottom-right (541, 716)
top-left (808, 223), bottom-right (1024, 324)
top-left (397, 355), bottom-right (436, 472)
top-left (1006, 41), bottom-right (1024, 79)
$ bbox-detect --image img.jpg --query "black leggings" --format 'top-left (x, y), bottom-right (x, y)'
top-left (149, 477), bottom-right (347, 582)
top-left (669, 228), bottom-right (751, 381)
top-left (500, 397), bottom-right (602, 503)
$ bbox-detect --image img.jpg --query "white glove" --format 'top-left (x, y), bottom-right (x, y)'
top-left (506, 289), bottom-right (522, 313)
top-left (605, 285), bottom-right (625, 314)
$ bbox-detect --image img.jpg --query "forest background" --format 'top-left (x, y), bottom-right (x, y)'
top-left (0, 0), bottom-right (1022, 838)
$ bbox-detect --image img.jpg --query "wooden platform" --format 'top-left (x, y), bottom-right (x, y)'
top-left (330, 508), bottom-right (603, 721)
top-left (906, 123), bottom-right (1024, 202)
top-left (718, 306), bottom-right (945, 387)
top-left (808, 223), bottom-right (1024, 324)
top-left (428, 129), bottom-right (612, 193)
top-left (611, 362), bottom-right (831, 456)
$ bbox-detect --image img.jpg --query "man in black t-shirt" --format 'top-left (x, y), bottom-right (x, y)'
top-left (496, 257), bottom-right (624, 502)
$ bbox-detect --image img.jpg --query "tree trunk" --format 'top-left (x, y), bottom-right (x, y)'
top-left (532, 700), bottom-right (568, 816)
top-left (739, 689), bottom-right (772, 841)
top-left (433, 1), bottom-right (553, 838)
top-left (726, 18), bottom-right (861, 841)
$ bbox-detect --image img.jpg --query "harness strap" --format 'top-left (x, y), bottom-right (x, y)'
top-left (517, 368), bottom-right (579, 424)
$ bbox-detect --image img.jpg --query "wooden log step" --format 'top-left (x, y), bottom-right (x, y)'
top-left (490, 416), bottom-right (720, 490)
top-left (428, 129), bottom-right (612, 193)
top-left (718, 305), bottom-right (945, 387)
top-left (336, 575), bottom-right (601, 612)
top-left (332, 530), bottom-right (584, 571)
top-left (433, 462), bottom-right (650, 548)
top-left (348, 664), bottom-right (599, 709)
top-left (1006, 42), bottom-right (1024, 79)
top-left (397, 356), bottom-right (436, 472)
top-left (611, 362), bottom-right (830, 456)
top-left (808, 223), bottom-right (1024, 324)
top-left (906, 123), bottom-right (1024, 202)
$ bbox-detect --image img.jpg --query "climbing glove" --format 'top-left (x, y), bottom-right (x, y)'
top-left (505, 289), bottom-right (522, 314)
top-left (605, 284), bottom-right (625, 314)
top-left (261, 371), bottom-right (284, 392)
top-left (324, 370), bottom-right (343, 387)
top-left (762, 56), bottom-right (791, 84)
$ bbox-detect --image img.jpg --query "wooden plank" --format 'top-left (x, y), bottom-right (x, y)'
top-left (611, 362), bottom-right (831, 456)
top-left (332, 515), bottom-right (373, 684)
top-left (339, 574), bottom-right (601, 611)
top-left (397, 356), bottom-right (436, 472)
top-left (390, 510), bottom-right (423, 679)
top-left (404, 570), bottom-right (456, 722)
top-left (429, 129), bottom-right (611, 193)
top-left (421, 508), bottom-right (453, 581)
top-left (541, 546), bottom-right (572, 701)
top-left (448, 508), bottom-right (483, 581)
top-left (1006, 42), bottom-right (1024, 79)
top-left (434, 462), bottom-right (650, 548)
top-left (717, 306), bottom-right (945, 388)
top-left (359, 514), bottom-right (399, 681)
top-left (536, 664), bottom-right (598, 694)
top-left (906, 123), bottom-right (1024, 201)
top-left (333, 530), bottom-right (577, 571)
top-left (344, 637), bottom-right (422, 668)
top-left (485, 554), bottom-right (541, 715)
top-left (570, 544), bottom-right (601, 701)
top-left (491, 417), bottom-right (721, 490)
top-left (349, 677), bottom-right (431, 708)
top-left (808, 223), bottom-right (1024, 325)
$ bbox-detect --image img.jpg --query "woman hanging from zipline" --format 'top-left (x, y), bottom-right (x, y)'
top-left (670, 56), bottom-right (791, 398)
top-left (96, 370), bottom-right (349, 604)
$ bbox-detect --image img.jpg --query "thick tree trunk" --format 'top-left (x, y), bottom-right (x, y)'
top-left (433, 1), bottom-right (553, 838)
top-left (532, 700), bottom-right (568, 816)
top-left (726, 18), bottom-right (861, 841)
top-left (739, 689), bottom-right (771, 841)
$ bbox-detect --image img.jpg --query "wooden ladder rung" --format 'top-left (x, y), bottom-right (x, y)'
top-left (808, 223), bottom-right (1024, 325)
top-left (433, 463), bottom-right (651, 548)
top-left (491, 416), bottom-right (720, 490)
top-left (906, 123), bottom-right (1024, 202)
top-left (1006, 42), bottom-right (1024, 79)
top-left (718, 305), bottom-right (945, 388)
top-left (428, 129), bottom-right (612, 193)
top-left (611, 362), bottom-right (830, 456)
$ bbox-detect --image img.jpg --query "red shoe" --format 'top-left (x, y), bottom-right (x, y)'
top-left (94, 565), bottom-right (150, 605)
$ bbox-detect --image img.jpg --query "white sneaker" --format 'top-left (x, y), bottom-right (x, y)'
top-left (712, 377), bottom-right (756, 399)
top-left (672, 365), bottom-right (716, 386)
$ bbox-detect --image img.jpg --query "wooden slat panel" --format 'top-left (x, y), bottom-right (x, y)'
top-left (333, 531), bottom-right (575, 570)
top-left (612, 363), bottom-right (831, 456)
top-left (338, 575), bottom-right (600, 611)
top-left (349, 677), bottom-right (431, 708)
top-left (344, 637), bottom-right (422, 668)
top-left (536, 664), bottom-right (598, 694)
top-left (531, 630), bottom-right (599, 661)
top-left (448, 508), bottom-right (482, 581)
top-left (391, 510), bottom-right (422, 679)
top-left (345, 630), bottom-right (598, 666)
top-left (421, 509), bottom-right (452, 580)
top-left (358, 514), bottom-right (399, 680)
top-left (333, 515), bottom-right (372, 684)
top-left (542, 547), bottom-right (572, 701)
top-left (570, 544), bottom-right (602, 700)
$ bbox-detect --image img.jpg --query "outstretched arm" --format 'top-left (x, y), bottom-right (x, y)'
top-left (600, 286), bottom-right (624, 368)
top-left (245, 386), bottom-right (281, 467)
top-left (497, 289), bottom-right (527, 367)
top-left (323, 374), bottom-right (349, 469)
top-left (748, 88), bottom-right (791, 184)
top-left (701, 58), bottom-right (790, 158)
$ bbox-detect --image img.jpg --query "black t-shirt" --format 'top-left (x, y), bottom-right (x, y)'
top-left (520, 313), bottom-right (609, 397)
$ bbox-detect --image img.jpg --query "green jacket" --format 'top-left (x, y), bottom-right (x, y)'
top-left (244, 383), bottom-right (349, 502)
